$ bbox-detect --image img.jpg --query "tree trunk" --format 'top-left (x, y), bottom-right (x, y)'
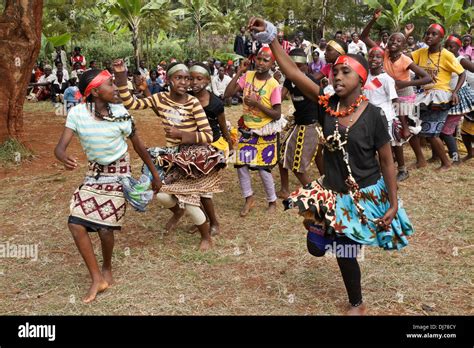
top-left (316, 0), bottom-right (328, 42)
top-left (132, 25), bottom-right (140, 68)
top-left (0, 0), bottom-right (43, 143)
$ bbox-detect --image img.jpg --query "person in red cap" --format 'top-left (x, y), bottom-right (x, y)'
top-left (224, 46), bottom-right (282, 217)
top-left (248, 16), bottom-right (414, 316)
top-left (54, 69), bottom-right (161, 303)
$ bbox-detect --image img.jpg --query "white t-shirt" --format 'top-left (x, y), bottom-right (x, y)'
top-left (348, 40), bottom-right (367, 56)
top-left (52, 68), bottom-right (70, 81)
top-left (37, 74), bottom-right (57, 84)
top-left (211, 74), bottom-right (232, 97)
top-left (364, 72), bottom-right (398, 121)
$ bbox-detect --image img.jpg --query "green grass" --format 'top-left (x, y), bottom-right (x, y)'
top-left (0, 101), bottom-right (472, 315)
top-left (0, 138), bottom-right (34, 166)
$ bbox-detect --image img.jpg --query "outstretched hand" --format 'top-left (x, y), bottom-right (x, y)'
top-left (247, 17), bottom-right (266, 33)
top-left (373, 8), bottom-right (382, 20)
top-left (404, 23), bottom-right (415, 36)
top-left (112, 59), bottom-right (127, 73)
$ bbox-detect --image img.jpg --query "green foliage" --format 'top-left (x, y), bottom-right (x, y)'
top-left (363, 0), bottom-right (426, 31)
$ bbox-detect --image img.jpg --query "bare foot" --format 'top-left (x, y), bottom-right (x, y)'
top-left (276, 190), bottom-right (290, 199)
top-left (198, 239), bottom-right (213, 251)
top-left (345, 303), bottom-right (367, 315)
top-left (83, 278), bottom-right (109, 304)
top-left (462, 154), bottom-right (473, 162)
top-left (165, 208), bottom-right (185, 234)
top-left (102, 267), bottom-right (114, 286)
top-left (240, 196), bottom-right (255, 217)
top-left (266, 201), bottom-right (277, 214)
top-left (427, 157), bottom-right (438, 163)
top-left (210, 224), bottom-right (220, 236)
top-left (416, 160), bottom-right (428, 168)
top-left (435, 164), bottom-right (451, 171)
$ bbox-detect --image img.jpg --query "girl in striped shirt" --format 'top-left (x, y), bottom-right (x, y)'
top-left (114, 60), bottom-right (225, 251)
top-left (54, 69), bottom-right (161, 303)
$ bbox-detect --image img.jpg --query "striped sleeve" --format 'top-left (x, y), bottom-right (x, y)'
top-left (192, 99), bottom-right (212, 143)
top-left (115, 71), bottom-right (156, 110)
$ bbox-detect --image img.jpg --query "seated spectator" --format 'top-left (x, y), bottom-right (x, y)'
top-left (138, 59), bottom-right (149, 78)
top-left (52, 61), bottom-right (69, 81)
top-left (131, 70), bottom-right (146, 99)
top-left (211, 66), bottom-right (232, 106)
top-left (52, 70), bottom-right (69, 102)
top-left (27, 64), bottom-right (56, 101)
top-left (71, 62), bottom-right (84, 80)
top-left (63, 77), bottom-right (81, 113)
top-left (147, 69), bottom-right (163, 95)
top-left (86, 60), bottom-right (97, 71)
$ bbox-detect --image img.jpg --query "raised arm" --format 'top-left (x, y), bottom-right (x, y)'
top-left (248, 17), bottom-right (320, 102)
top-left (113, 59), bottom-right (156, 110)
top-left (360, 9), bottom-right (381, 49)
top-left (224, 60), bottom-right (248, 98)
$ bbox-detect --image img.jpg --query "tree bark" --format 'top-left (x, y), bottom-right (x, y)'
top-left (0, 0), bottom-right (43, 143)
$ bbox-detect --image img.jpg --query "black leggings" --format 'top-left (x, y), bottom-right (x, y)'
top-left (307, 238), bottom-right (362, 306)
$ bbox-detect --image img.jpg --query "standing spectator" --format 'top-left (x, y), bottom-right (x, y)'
top-left (71, 47), bottom-right (86, 69)
top-left (348, 32), bottom-right (367, 56)
top-left (314, 38), bottom-right (327, 64)
top-left (211, 66), bottom-right (232, 106)
top-left (103, 60), bottom-right (113, 74)
top-left (334, 31), bottom-right (343, 40)
top-left (378, 30), bottom-right (390, 49)
top-left (52, 46), bottom-right (68, 66)
top-left (213, 61), bottom-right (222, 77)
top-left (296, 31), bottom-right (312, 62)
top-left (309, 50), bottom-right (325, 76)
top-left (277, 31), bottom-right (292, 54)
top-left (234, 26), bottom-right (248, 57)
top-left (138, 59), bottom-right (149, 77)
top-left (459, 34), bottom-right (474, 61)
top-left (71, 62), bottom-right (84, 81)
top-left (52, 61), bottom-right (70, 81)
top-left (147, 69), bottom-right (163, 95)
top-left (406, 35), bottom-right (417, 53)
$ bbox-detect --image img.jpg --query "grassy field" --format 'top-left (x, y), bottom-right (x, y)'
top-left (0, 101), bottom-right (472, 315)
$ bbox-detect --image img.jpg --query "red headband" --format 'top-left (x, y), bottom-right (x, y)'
top-left (258, 46), bottom-right (275, 61)
top-left (429, 24), bottom-right (445, 37)
top-left (369, 46), bottom-right (385, 55)
top-left (334, 55), bottom-right (368, 83)
top-left (447, 35), bottom-right (462, 47)
top-left (83, 70), bottom-right (112, 98)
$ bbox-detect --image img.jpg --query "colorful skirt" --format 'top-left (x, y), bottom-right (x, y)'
top-left (282, 123), bottom-right (320, 173)
top-left (448, 85), bottom-right (474, 116)
top-left (416, 89), bottom-right (452, 137)
top-left (69, 153), bottom-right (131, 231)
top-left (143, 144), bottom-right (225, 206)
top-left (234, 132), bottom-right (279, 170)
top-left (284, 177), bottom-right (414, 250)
top-left (394, 87), bottom-right (421, 142)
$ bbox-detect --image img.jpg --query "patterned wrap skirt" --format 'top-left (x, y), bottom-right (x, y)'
top-left (282, 123), bottom-right (320, 173)
top-left (416, 89), bottom-right (452, 137)
top-left (234, 132), bottom-right (279, 170)
top-left (68, 152), bottom-right (131, 232)
top-left (143, 144), bottom-right (226, 206)
top-left (284, 177), bottom-right (414, 250)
